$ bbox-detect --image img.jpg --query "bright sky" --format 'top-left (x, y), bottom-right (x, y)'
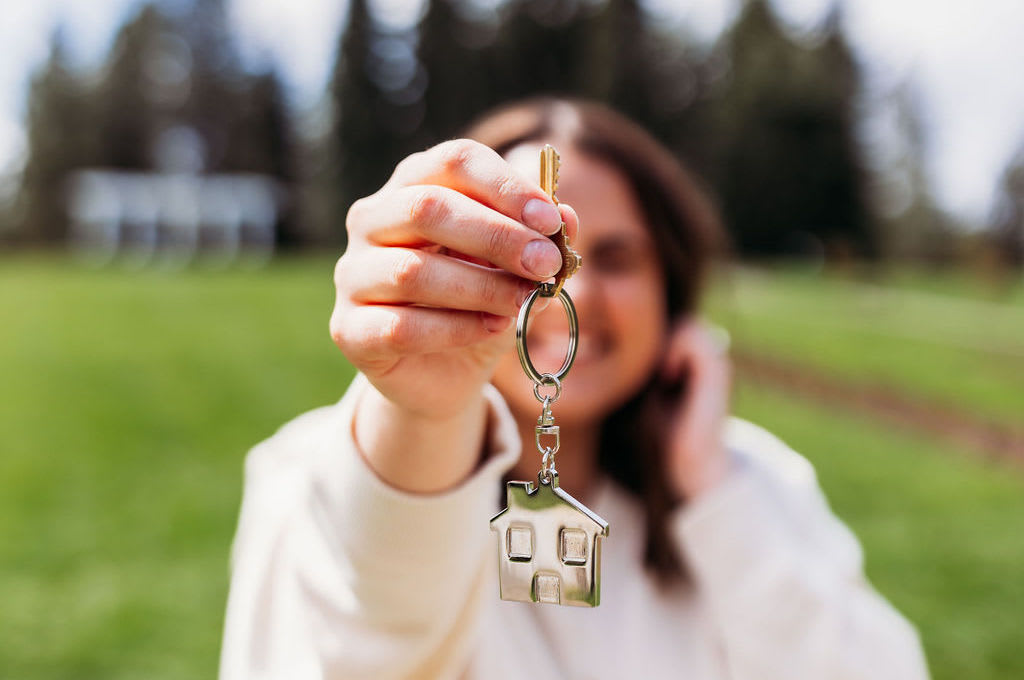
top-left (2, 0), bottom-right (1022, 227)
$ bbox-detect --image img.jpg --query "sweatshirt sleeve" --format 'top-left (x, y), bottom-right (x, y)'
top-left (673, 417), bottom-right (930, 680)
top-left (219, 374), bottom-right (521, 680)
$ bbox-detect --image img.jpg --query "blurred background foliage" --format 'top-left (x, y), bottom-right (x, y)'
top-left (1, 0), bottom-right (1023, 678)
top-left (4, 0), bottom-right (1023, 268)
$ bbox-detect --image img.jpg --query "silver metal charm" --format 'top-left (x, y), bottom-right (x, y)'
top-left (490, 471), bottom-right (609, 607)
top-left (491, 146), bottom-right (609, 606)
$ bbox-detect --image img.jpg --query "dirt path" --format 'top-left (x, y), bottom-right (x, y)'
top-left (734, 352), bottom-right (1024, 466)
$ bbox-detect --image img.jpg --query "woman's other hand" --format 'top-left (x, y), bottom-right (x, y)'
top-left (662, 318), bottom-right (736, 500)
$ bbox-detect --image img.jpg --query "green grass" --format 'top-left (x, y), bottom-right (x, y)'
top-left (0, 255), bottom-right (353, 678)
top-left (733, 381), bottom-right (1024, 680)
top-left (707, 266), bottom-right (1024, 428)
top-left (1, 255), bottom-right (1021, 678)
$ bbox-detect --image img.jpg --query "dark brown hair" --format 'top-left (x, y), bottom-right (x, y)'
top-left (463, 97), bottom-right (726, 582)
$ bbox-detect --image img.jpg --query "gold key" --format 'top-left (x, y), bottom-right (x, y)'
top-left (538, 145), bottom-right (582, 298)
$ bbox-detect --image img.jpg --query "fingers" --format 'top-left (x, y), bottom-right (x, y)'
top-left (334, 139), bottom-right (582, 368)
top-left (352, 185), bottom-right (564, 281)
top-left (331, 304), bottom-right (510, 363)
top-left (663, 318), bottom-right (731, 381)
top-left (342, 247), bottom-right (534, 317)
top-left (389, 139), bottom-right (563, 235)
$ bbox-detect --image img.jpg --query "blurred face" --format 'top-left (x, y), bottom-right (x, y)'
top-left (493, 144), bottom-right (668, 424)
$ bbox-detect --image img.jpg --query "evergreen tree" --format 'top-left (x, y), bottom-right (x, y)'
top-left (874, 82), bottom-right (955, 263)
top-left (234, 68), bottom-right (302, 245)
top-left (586, 0), bottom-right (719, 173)
top-left (418, 0), bottom-right (612, 143)
top-left (490, 0), bottom-right (593, 100)
top-left (990, 144), bottom-right (1024, 270)
top-left (223, 68), bottom-right (293, 179)
top-left (328, 0), bottom-right (420, 241)
top-left (811, 13), bottom-right (873, 256)
top-left (418, 0), bottom-right (493, 142)
top-left (594, 0), bottom-right (653, 123)
top-left (716, 0), bottom-right (873, 258)
top-left (95, 4), bottom-right (169, 169)
top-left (180, 0), bottom-right (247, 171)
top-left (17, 29), bottom-right (95, 241)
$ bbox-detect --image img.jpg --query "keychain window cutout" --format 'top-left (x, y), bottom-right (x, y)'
top-left (560, 528), bottom-right (588, 566)
top-left (507, 525), bottom-right (533, 562)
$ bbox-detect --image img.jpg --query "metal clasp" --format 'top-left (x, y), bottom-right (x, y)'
top-left (535, 398), bottom-right (560, 458)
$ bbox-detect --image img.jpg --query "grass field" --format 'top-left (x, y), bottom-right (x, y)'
top-left (707, 266), bottom-right (1024, 428)
top-left (1, 255), bottom-right (1022, 678)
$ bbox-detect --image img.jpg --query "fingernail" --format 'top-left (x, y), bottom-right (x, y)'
top-left (522, 240), bottom-right (562, 278)
top-left (522, 199), bottom-right (562, 235)
top-left (483, 314), bottom-right (511, 333)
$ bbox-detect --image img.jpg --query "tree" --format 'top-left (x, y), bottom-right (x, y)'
top-left (328, 0), bottom-right (422, 241)
top-left (588, 0), bottom-right (720, 174)
top-left (230, 69), bottom-right (293, 179)
top-left (95, 4), bottom-right (170, 170)
top-left (990, 144), bottom-right (1024, 270)
top-left (591, 0), bottom-right (655, 125)
top-left (872, 82), bottom-right (957, 263)
top-left (418, 0), bottom-right (493, 142)
top-left (494, 0), bottom-right (595, 99)
top-left (715, 0), bottom-right (873, 258)
top-left (16, 28), bottom-right (95, 242)
top-left (235, 68), bottom-right (302, 246)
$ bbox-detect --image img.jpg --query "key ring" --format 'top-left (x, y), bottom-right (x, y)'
top-left (515, 286), bottom-right (578, 386)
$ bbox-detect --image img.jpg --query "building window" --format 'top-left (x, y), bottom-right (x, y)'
top-left (560, 528), bottom-right (588, 565)
top-left (507, 525), bottom-right (533, 561)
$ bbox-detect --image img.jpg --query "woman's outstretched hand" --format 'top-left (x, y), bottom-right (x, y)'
top-left (331, 139), bottom-right (578, 419)
top-left (329, 139), bottom-right (578, 492)
top-left (662, 318), bottom-right (736, 500)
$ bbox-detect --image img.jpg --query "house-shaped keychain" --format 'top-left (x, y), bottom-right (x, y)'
top-left (490, 472), bottom-right (610, 607)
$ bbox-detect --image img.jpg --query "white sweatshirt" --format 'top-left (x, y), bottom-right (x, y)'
top-left (220, 374), bottom-right (929, 679)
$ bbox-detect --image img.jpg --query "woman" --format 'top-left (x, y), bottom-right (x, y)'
top-left (220, 99), bottom-right (929, 679)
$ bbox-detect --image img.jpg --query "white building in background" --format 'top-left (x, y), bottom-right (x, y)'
top-left (67, 126), bottom-right (284, 267)
top-left (67, 170), bottom-right (282, 266)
